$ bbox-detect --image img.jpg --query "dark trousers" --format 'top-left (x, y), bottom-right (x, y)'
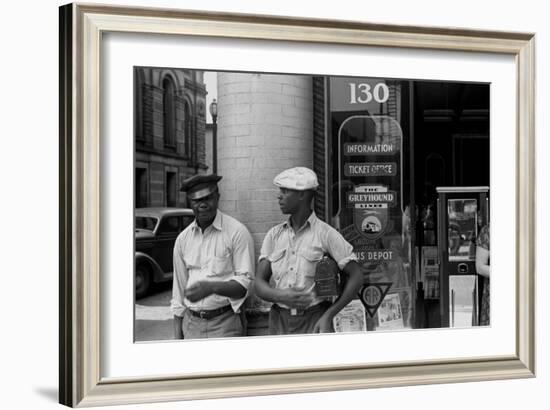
top-left (268, 303), bottom-right (329, 335)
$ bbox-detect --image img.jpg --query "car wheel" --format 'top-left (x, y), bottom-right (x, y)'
top-left (135, 263), bottom-right (151, 299)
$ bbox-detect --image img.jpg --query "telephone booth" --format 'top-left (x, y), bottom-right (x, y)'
top-left (436, 187), bottom-right (489, 327)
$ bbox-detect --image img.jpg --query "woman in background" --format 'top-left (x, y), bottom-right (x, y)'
top-left (476, 224), bottom-right (490, 326)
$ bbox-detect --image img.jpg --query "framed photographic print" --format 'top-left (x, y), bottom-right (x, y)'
top-left (59, 3), bottom-right (535, 407)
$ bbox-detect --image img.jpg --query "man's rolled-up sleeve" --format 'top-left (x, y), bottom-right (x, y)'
top-left (228, 226), bottom-right (256, 312)
top-left (170, 236), bottom-right (188, 317)
top-left (258, 229), bottom-right (274, 262)
top-left (325, 227), bottom-right (358, 270)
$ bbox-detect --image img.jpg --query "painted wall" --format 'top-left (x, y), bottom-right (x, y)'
top-left (1, 1), bottom-right (546, 410)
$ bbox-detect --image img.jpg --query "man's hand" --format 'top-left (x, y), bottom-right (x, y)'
top-left (313, 312), bottom-right (334, 333)
top-left (280, 286), bottom-right (315, 309)
top-left (173, 315), bottom-right (184, 339)
top-left (185, 281), bottom-right (214, 303)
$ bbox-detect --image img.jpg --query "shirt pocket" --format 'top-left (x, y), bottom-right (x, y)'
top-left (268, 248), bottom-right (286, 284)
top-left (208, 254), bottom-right (233, 277)
top-left (300, 246), bottom-right (324, 278)
top-left (183, 254), bottom-right (201, 270)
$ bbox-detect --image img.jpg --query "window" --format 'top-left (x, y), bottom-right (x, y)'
top-left (135, 167), bottom-right (148, 208)
top-left (157, 216), bottom-right (180, 235)
top-left (166, 171), bottom-right (177, 207)
top-left (184, 102), bottom-right (192, 157)
top-left (135, 216), bottom-right (158, 231)
top-left (134, 68), bottom-right (144, 142)
top-left (163, 77), bottom-right (176, 147)
top-left (181, 216), bottom-right (194, 229)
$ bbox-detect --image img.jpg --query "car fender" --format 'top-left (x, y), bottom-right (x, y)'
top-left (135, 252), bottom-right (164, 282)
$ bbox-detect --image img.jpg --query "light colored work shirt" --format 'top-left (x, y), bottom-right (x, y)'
top-left (170, 210), bottom-right (255, 316)
top-left (259, 212), bottom-right (357, 308)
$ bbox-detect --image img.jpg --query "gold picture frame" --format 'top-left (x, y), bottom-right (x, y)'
top-left (59, 3), bottom-right (535, 407)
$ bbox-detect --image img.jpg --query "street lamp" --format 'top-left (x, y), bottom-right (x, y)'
top-left (209, 99), bottom-right (218, 174)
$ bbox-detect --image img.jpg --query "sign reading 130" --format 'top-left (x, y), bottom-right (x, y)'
top-left (348, 82), bottom-right (390, 104)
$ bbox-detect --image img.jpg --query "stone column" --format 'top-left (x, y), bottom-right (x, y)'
top-left (216, 72), bottom-right (314, 255)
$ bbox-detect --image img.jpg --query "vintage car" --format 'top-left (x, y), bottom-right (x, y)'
top-left (135, 207), bottom-right (195, 298)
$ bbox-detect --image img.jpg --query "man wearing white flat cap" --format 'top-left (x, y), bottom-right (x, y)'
top-left (254, 167), bottom-right (364, 334)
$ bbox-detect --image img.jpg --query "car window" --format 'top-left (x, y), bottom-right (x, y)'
top-left (181, 216), bottom-right (194, 229)
top-left (135, 216), bottom-right (158, 231)
top-left (157, 216), bottom-right (180, 235)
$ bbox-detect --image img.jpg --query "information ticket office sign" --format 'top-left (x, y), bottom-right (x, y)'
top-left (329, 77), bottom-right (412, 330)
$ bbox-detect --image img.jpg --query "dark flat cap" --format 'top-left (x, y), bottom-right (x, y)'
top-left (180, 174), bottom-right (222, 200)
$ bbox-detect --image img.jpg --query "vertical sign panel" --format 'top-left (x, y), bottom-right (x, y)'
top-left (330, 77), bottom-right (412, 330)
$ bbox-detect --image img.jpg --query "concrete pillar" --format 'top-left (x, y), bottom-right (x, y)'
top-left (216, 72), bottom-right (314, 256)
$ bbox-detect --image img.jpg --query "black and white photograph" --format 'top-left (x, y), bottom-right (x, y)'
top-left (4, 0), bottom-right (547, 409)
top-left (133, 68), bottom-right (490, 341)
top-left (56, 0), bottom-right (540, 406)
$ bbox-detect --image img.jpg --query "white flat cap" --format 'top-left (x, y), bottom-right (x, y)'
top-left (273, 167), bottom-right (319, 191)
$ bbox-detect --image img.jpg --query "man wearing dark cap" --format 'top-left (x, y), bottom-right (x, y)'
top-left (254, 167), bottom-right (364, 335)
top-left (170, 174), bottom-right (255, 339)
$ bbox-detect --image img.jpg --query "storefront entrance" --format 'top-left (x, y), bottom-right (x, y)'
top-left (314, 77), bottom-right (490, 330)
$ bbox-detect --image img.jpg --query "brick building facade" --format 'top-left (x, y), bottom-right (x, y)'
top-left (134, 67), bottom-right (208, 208)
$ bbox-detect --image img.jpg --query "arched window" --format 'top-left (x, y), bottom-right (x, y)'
top-left (162, 77), bottom-right (176, 147)
top-left (184, 101), bottom-right (192, 157)
top-left (134, 68), bottom-right (144, 142)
